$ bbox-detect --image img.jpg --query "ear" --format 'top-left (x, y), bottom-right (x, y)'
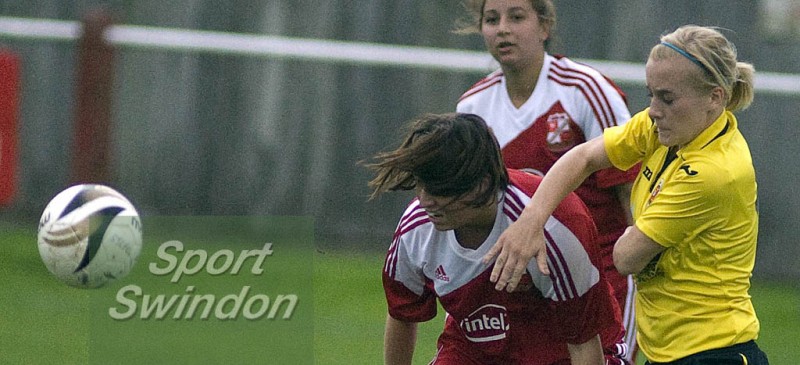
top-left (481, 175), bottom-right (493, 191)
top-left (540, 23), bottom-right (551, 44)
top-left (468, 176), bottom-right (494, 203)
top-left (469, 176), bottom-right (490, 195)
top-left (709, 85), bottom-right (726, 109)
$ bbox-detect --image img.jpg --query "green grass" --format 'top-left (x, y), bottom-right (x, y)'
top-left (2, 222), bottom-right (797, 364)
top-left (0, 226), bottom-right (91, 364)
top-left (313, 250), bottom-right (444, 364)
top-left (316, 250), bottom-right (800, 365)
top-left (750, 280), bottom-right (800, 365)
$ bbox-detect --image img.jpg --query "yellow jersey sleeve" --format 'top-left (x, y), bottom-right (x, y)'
top-left (603, 110), bottom-right (656, 171)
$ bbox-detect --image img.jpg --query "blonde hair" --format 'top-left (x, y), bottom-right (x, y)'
top-left (651, 25), bottom-right (755, 112)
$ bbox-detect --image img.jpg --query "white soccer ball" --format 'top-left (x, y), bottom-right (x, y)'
top-left (37, 184), bottom-right (143, 288)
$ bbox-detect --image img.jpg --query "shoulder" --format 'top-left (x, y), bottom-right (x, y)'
top-left (458, 69), bottom-right (504, 103)
top-left (547, 55), bottom-right (613, 84)
top-left (386, 201), bottom-right (435, 274)
top-left (500, 170), bottom-right (539, 220)
top-left (546, 55), bottom-right (627, 98)
top-left (680, 133), bottom-right (755, 196)
top-left (506, 169), bottom-right (542, 195)
top-left (392, 199), bottom-right (432, 242)
top-left (505, 169), bottom-right (592, 227)
top-left (545, 55), bottom-right (630, 129)
top-left (683, 116), bottom-right (753, 185)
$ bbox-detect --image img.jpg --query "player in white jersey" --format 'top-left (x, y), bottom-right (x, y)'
top-left (364, 113), bottom-right (626, 364)
top-left (455, 1), bottom-right (638, 360)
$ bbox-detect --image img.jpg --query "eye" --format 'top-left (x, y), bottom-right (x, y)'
top-left (647, 92), bottom-right (674, 106)
top-left (483, 14), bottom-right (498, 25)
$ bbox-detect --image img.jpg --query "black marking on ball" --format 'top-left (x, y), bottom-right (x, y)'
top-left (59, 187), bottom-right (93, 219)
top-left (73, 206), bottom-right (124, 273)
top-left (59, 185), bottom-right (118, 219)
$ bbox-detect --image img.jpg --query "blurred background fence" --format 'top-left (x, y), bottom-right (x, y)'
top-left (0, 0), bottom-right (799, 281)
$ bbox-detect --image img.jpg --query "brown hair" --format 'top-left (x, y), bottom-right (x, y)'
top-left (455, 0), bottom-right (557, 48)
top-left (364, 113), bottom-right (508, 207)
top-left (651, 25), bottom-right (755, 112)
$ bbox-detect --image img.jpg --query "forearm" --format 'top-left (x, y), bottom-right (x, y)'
top-left (567, 334), bottom-right (604, 365)
top-left (521, 138), bottom-right (610, 226)
top-left (384, 315), bottom-right (417, 365)
top-left (487, 137), bottom-right (614, 286)
top-left (613, 225), bottom-right (666, 275)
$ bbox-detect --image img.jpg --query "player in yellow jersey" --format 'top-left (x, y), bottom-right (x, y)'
top-left (483, 25), bottom-right (769, 364)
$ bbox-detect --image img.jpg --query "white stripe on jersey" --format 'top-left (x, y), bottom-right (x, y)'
top-left (459, 69), bottom-right (503, 102)
top-left (387, 184), bottom-right (599, 301)
top-left (549, 60), bottom-right (617, 129)
top-left (505, 184), bottom-right (600, 301)
top-left (385, 200), bottom-right (429, 284)
top-left (456, 53), bottom-right (631, 149)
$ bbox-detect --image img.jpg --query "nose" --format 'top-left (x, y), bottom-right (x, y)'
top-left (497, 16), bottom-right (510, 35)
top-left (648, 102), bottom-right (662, 121)
top-left (416, 188), bottom-right (436, 209)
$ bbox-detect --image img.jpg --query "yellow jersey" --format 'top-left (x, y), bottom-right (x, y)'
top-left (603, 109), bottom-right (760, 362)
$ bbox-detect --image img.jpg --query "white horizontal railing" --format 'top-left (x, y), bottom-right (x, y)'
top-left (1, 16), bottom-right (799, 95)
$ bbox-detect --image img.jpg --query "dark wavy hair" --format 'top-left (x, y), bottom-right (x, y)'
top-left (364, 113), bottom-right (508, 207)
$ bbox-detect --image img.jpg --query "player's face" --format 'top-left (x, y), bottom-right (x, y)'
top-left (414, 185), bottom-right (495, 232)
top-left (481, 0), bottom-right (548, 71)
top-left (645, 56), bottom-right (721, 148)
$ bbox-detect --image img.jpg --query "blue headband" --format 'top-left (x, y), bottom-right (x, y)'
top-left (660, 41), bottom-right (709, 73)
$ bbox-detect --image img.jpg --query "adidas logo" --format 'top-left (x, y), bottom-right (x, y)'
top-left (434, 265), bottom-right (450, 282)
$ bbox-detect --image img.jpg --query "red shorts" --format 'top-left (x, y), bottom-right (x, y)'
top-left (428, 315), bottom-right (628, 365)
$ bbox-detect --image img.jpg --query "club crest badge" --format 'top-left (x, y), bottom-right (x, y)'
top-left (647, 179), bottom-right (664, 207)
top-left (545, 112), bottom-right (574, 145)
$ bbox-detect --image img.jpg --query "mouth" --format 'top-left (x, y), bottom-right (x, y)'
top-left (425, 211), bottom-right (445, 223)
top-left (497, 42), bottom-right (514, 52)
top-left (426, 211), bottom-right (443, 219)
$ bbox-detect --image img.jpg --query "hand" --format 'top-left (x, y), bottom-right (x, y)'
top-left (483, 219), bottom-right (549, 292)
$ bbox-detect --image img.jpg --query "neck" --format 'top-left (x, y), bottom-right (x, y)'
top-left (680, 108), bottom-right (724, 150)
top-left (503, 56), bottom-right (543, 108)
top-left (454, 203), bottom-right (497, 250)
top-left (707, 108), bottom-right (725, 126)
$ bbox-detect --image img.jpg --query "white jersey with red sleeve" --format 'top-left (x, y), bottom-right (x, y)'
top-left (456, 54), bottom-right (637, 247)
top-left (382, 170), bottom-right (624, 364)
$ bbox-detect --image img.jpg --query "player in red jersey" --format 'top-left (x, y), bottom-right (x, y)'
top-left (365, 113), bottom-right (626, 365)
top-left (455, 1), bottom-right (638, 359)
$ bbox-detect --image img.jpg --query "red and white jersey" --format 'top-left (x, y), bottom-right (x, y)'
top-left (383, 170), bottom-right (624, 364)
top-left (457, 54), bottom-right (638, 247)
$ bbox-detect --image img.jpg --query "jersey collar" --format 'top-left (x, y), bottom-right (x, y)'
top-left (679, 109), bottom-right (737, 155)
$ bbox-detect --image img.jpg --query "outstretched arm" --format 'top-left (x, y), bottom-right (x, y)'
top-left (484, 136), bottom-right (613, 291)
top-left (384, 315), bottom-right (418, 365)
